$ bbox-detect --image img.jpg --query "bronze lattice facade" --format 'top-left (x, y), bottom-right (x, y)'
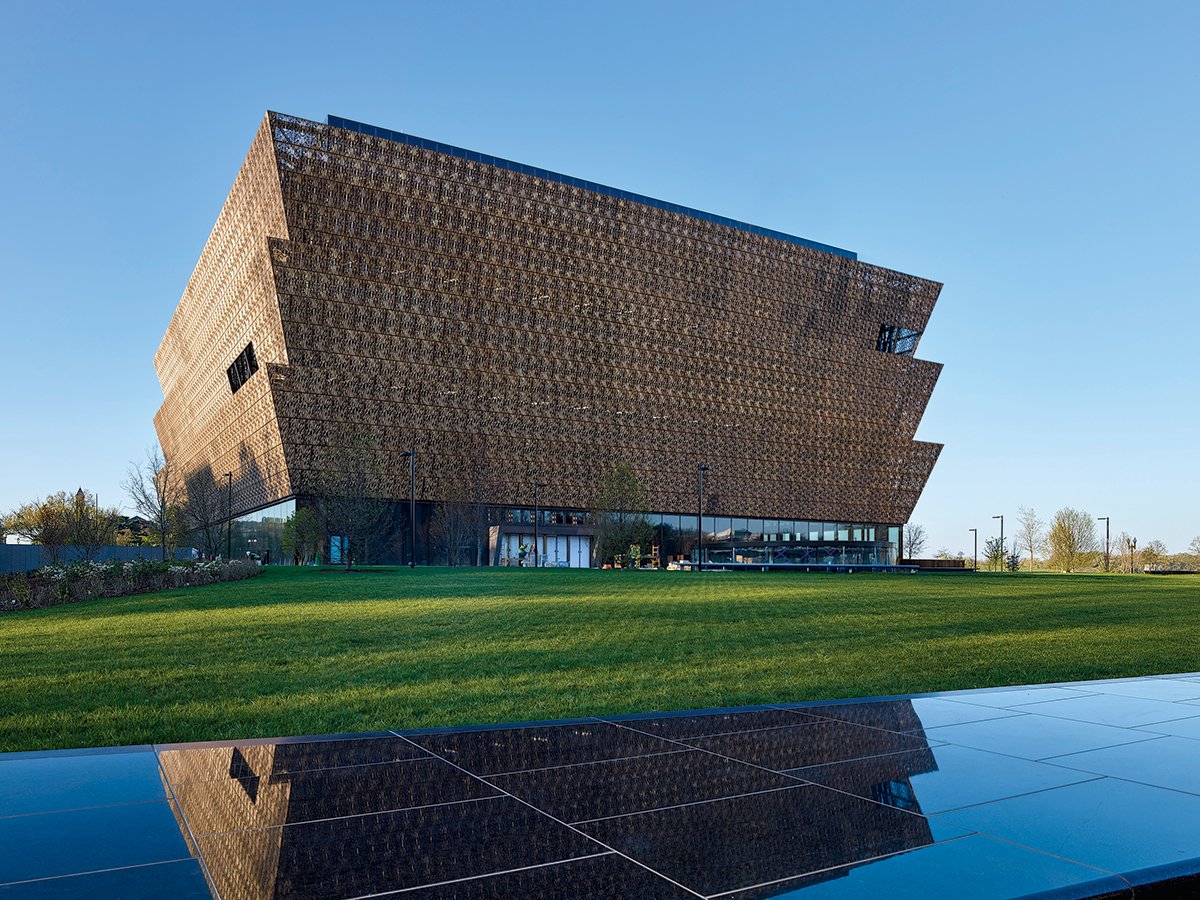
top-left (154, 111), bottom-right (943, 565)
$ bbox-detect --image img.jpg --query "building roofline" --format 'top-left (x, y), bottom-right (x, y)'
top-left (325, 114), bottom-right (857, 261)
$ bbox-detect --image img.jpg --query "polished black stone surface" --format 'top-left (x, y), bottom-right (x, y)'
top-left (489, 748), bottom-right (798, 823)
top-left (723, 834), bottom-right (1131, 899)
top-left (578, 784), bottom-right (968, 896)
top-left (0, 860), bottom-right (211, 899)
top-left (922, 712), bottom-right (1160, 760)
top-left (686, 718), bottom-right (936, 770)
top-left (939, 776), bottom-right (1200, 889)
top-left (791, 744), bottom-right (1099, 814)
top-left (393, 853), bottom-right (696, 898)
top-left (0, 746), bottom-right (168, 817)
top-left (801, 697), bottom-right (1025, 731)
top-left (7, 673), bottom-right (1200, 897)
top-left (409, 720), bottom-right (678, 775)
top-left (0, 801), bottom-right (193, 883)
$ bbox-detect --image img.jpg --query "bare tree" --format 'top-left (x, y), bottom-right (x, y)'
top-left (591, 461), bottom-right (654, 566)
top-left (1189, 536), bottom-right (1200, 557)
top-left (1014, 506), bottom-right (1045, 572)
top-left (903, 523), bottom-right (928, 559)
top-left (430, 495), bottom-right (474, 566)
top-left (1114, 532), bottom-right (1138, 574)
top-left (313, 432), bottom-right (386, 571)
top-left (122, 445), bottom-right (183, 561)
top-left (467, 451), bottom-right (493, 567)
top-left (180, 469), bottom-right (227, 558)
top-left (1047, 507), bottom-right (1099, 573)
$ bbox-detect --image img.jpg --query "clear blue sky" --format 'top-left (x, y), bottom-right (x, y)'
top-left (2, 1), bottom-right (1196, 555)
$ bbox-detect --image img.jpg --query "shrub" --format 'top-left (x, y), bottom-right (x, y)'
top-left (0, 558), bottom-right (262, 611)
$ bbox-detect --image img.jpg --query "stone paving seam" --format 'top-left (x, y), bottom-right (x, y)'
top-left (342, 851), bottom-right (617, 899)
top-left (192, 793), bottom-right (506, 839)
top-left (598, 717), bottom-right (955, 825)
top-left (703, 833), bottom-right (984, 899)
top-left (0, 856), bottom-right (199, 889)
top-left (567, 783), bottom-right (809, 826)
top-left (477, 748), bottom-right (696, 782)
top-left (0, 796), bottom-right (166, 821)
top-left (954, 831), bottom-right (1137, 896)
top-left (154, 750), bottom-right (434, 787)
top-left (388, 730), bottom-right (707, 898)
top-left (151, 745), bottom-right (222, 900)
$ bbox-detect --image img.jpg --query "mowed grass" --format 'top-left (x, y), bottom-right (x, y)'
top-left (2, 567), bottom-right (1199, 752)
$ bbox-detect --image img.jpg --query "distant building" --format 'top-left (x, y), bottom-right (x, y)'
top-left (154, 112), bottom-right (943, 566)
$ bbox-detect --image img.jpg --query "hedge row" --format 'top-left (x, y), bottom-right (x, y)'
top-left (0, 558), bottom-right (261, 611)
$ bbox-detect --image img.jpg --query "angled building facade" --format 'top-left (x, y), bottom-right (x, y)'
top-left (154, 111), bottom-right (943, 567)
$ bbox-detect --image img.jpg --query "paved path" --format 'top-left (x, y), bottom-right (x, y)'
top-left (5, 673), bottom-right (1200, 898)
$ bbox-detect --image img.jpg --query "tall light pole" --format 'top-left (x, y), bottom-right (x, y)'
top-left (224, 472), bottom-right (233, 560)
top-left (1097, 516), bottom-right (1110, 573)
top-left (968, 527), bottom-right (978, 572)
top-left (400, 448), bottom-right (415, 568)
top-left (533, 482), bottom-right (546, 568)
top-left (696, 464), bottom-right (709, 573)
top-left (992, 514), bottom-right (1004, 571)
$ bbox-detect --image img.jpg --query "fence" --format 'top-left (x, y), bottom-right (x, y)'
top-left (0, 545), bottom-right (194, 575)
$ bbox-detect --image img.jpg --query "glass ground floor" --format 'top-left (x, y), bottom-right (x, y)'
top-left (221, 497), bottom-right (900, 569)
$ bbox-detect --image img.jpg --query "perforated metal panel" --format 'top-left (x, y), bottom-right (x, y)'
top-left (155, 112), bottom-right (943, 525)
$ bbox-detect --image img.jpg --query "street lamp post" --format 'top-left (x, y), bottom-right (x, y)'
top-left (968, 527), bottom-right (978, 572)
top-left (696, 464), bottom-right (709, 573)
top-left (400, 448), bottom-right (415, 568)
top-left (224, 472), bottom-right (233, 560)
top-left (1097, 517), bottom-right (1110, 572)
top-left (533, 482), bottom-right (546, 568)
top-left (992, 514), bottom-right (1004, 572)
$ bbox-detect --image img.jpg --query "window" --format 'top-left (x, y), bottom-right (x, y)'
top-left (872, 779), bottom-right (918, 811)
top-left (226, 342), bottom-right (259, 394)
top-left (877, 324), bottom-right (922, 355)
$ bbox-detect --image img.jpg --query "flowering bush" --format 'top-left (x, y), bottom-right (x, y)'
top-left (0, 558), bottom-right (261, 611)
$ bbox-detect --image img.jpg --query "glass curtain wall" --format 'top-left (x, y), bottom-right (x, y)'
top-left (230, 499), bottom-right (296, 564)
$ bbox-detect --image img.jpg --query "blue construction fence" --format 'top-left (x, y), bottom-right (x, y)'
top-left (0, 545), bottom-right (195, 575)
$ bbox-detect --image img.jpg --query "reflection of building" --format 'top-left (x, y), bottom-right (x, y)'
top-left (153, 112), bottom-right (942, 566)
top-left (162, 702), bottom-right (942, 898)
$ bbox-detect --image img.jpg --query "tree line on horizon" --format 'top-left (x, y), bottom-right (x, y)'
top-left (904, 507), bottom-right (1200, 573)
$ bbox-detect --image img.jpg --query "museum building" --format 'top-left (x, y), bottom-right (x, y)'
top-left (152, 111), bottom-right (944, 567)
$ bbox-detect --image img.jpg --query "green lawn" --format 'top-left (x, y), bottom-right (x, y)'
top-left (2, 567), bottom-right (1198, 752)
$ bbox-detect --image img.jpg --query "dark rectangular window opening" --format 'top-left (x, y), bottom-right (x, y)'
top-left (877, 324), bottom-right (922, 355)
top-left (227, 342), bottom-right (259, 394)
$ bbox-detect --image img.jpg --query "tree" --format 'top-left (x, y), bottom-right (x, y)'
top-left (3, 493), bottom-right (75, 563)
top-left (281, 507), bottom-right (321, 565)
top-left (591, 461), bottom-right (654, 566)
top-left (122, 445), bottom-right (182, 561)
top-left (984, 536), bottom-right (1006, 571)
top-left (1015, 506), bottom-right (1045, 572)
top-left (1115, 532), bottom-right (1138, 574)
top-left (429, 496), bottom-right (473, 566)
top-left (903, 523), bottom-right (927, 558)
top-left (1006, 541), bottom-right (1022, 572)
top-left (1047, 507), bottom-right (1099, 573)
top-left (68, 488), bottom-right (122, 561)
top-left (313, 432), bottom-right (386, 570)
top-left (180, 469), bottom-right (227, 559)
top-left (1141, 539), bottom-right (1168, 572)
top-left (1190, 536), bottom-right (1200, 557)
